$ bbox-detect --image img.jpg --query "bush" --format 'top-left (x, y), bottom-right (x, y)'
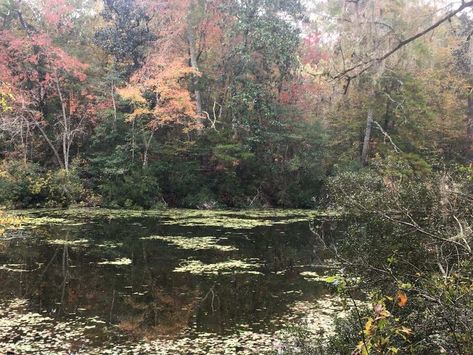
top-left (0, 160), bottom-right (41, 207)
top-left (281, 158), bottom-right (473, 354)
top-left (0, 160), bottom-right (92, 208)
top-left (97, 168), bottom-right (162, 209)
top-left (324, 160), bottom-right (473, 353)
top-left (46, 168), bottom-right (88, 207)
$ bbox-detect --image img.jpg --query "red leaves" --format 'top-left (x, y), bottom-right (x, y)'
top-left (42, 0), bottom-right (74, 28)
top-left (303, 32), bottom-right (323, 65)
top-left (0, 15), bottom-right (92, 128)
top-left (1, 30), bottom-right (88, 86)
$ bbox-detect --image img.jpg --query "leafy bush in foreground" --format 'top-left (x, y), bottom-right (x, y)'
top-left (281, 158), bottom-right (473, 354)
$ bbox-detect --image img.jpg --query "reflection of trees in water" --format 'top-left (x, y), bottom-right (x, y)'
top-left (115, 244), bottom-right (202, 338)
top-left (59, 233), bottom-right (70, 316)
top-left (0, 217), bottom-right (330, 340)
top-left (118, 286), bottom-right (200, 338)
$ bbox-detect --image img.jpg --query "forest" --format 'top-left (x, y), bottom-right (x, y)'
top-left (0, 0), bottom-right (472, 210)
top-left (1, 0), bottom-right (473, 354)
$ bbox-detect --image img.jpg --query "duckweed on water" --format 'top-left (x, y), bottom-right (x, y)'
top-left (0, 298), bottom-right (113, 353)
top-left (300, 271), bottom-right (337, 283)
top-left (16, 215), bottom-right (84, 227)
top-left (158, 214), bottom-right (324, 229)
top-left (301, 271), bottom-right (361, 285)
top-left (7, 207), bottom-right (333, 229)
top-left (0, 263), bottom-right (42, 273)
top-left (96, 241), bottom-right (124, 249)
top-left (46, 238), bottom-right (89, 246)
top-left (174, 259), bottom-right (262, 275)
top-left (282, 296), bottom-right (352, 338)
top-left (0, 296), bottom-right (348, 354)
top-left (140, 235), bottom-right (238, 251)
top-left (160, 216), bottom-right (275, 229)
top-left (0, 207), bottom-right (346, 353)
top-left (96, 257), bottom-right (132, 266)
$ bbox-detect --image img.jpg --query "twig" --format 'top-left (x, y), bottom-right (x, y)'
top-left (372, 120), bottom-right (402, 153)
top-left (332, 1), bottom-right (473, 81)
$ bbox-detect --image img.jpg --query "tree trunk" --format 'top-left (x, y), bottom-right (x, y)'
top-left (55, 76), bottom-right (70, 173)
top-left (32, 119), bottom-right (64, 169)
top-left (131, 120), bottom-right (136, 163)
top-left (361, 108), bottom-right (373, 165)
top-left (467, 92), bottom-right (473, 163)
top-left (187, 30), bottom-right (203, 120)
top-left (111, 81), bottom-right (118, 127)
top-left (142, 131), bottom-right (154, 168)
top-left (467, 35), bottom-right (473, 163)
top-left (383, 99), bottom-right (393, 131)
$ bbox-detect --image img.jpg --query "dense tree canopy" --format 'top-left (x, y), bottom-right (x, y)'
top-left (0, 0), bottom-right (472, 209)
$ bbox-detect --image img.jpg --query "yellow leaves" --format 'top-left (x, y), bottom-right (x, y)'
top-left (373, 303), bottom-right (391, 319)
top-left (0, 211), bottom-right (25, 237)
top-left (127, 108), bottom-right (153, 122)
top-left (396, 291), bottom-right (408, 308)
top-left (116, 86), bottom-right (147, 104)
top-left (353, 299), bottom-right (413, 355)
top-left (395, 325), bottom-right (413, 342)
top-left (399, 326), bottom-right (412, 336)
top-left (355, 341), bottom-right (370, 355)
top-left (364, 317), bottom-right (374, 336)
top-left (0, 85), bottom-right (15, 112)
top-left (28, 174), bottom-right (50, 195)
top-left (0, 170), bottom-right (10, 180)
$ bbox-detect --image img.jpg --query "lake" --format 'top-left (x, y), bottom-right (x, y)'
top-left (0, 209), bottom-right (343, 354)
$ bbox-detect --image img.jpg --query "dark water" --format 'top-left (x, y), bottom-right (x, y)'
top-left (0, 210), bottom-right (338, 345)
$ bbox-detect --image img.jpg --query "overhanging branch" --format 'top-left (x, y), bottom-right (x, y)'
top-left (332, 1), bottom-right (473, 81)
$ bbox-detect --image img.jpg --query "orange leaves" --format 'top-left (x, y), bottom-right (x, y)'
top-left (112, 0), bottom-right (205, 132)
top-left (148, 60), bottom-right (198, 118)
top-left (125, 57), bottom-right (201, 131)
top-left (396, 291), bottom-right (408, 308)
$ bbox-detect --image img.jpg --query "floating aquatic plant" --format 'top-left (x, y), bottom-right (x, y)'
top-left (97, 257), bottom-right (132, 266)
top-left (301, 271), bottom-right (360, 285)
top-left (173, 259), bottom-right (262, 275)
top-left (0, 263), bottom-right (42, 273)
top-left (140, 235), bottom-right (237, 251)
top-left (46, 238), bottom-right (89, 246)
top-left (96, 241), bottom-right (124, 249)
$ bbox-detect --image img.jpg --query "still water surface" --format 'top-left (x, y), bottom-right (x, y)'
top-left (0, 209), bottom-right (340, 353)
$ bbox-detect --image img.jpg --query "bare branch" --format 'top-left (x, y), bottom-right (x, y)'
top-left (372, 120), bottom-right (402, 153)
top-left (333, 1), bottom-right (473, 81)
